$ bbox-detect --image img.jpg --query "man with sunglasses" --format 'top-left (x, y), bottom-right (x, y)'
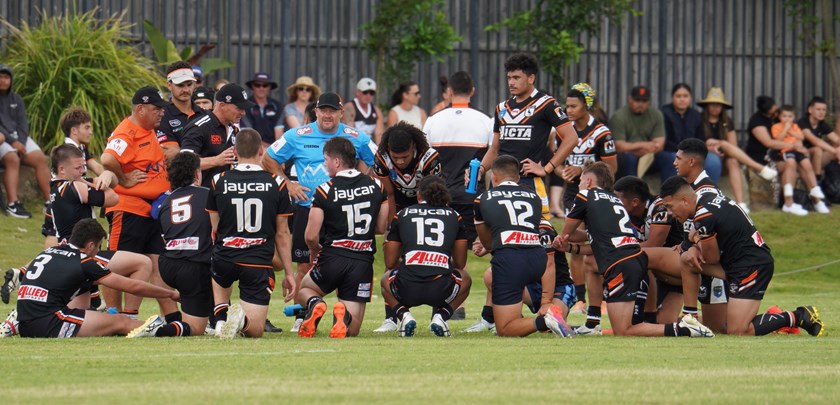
top-left (242, 72), bottom-right (285, 147)
top-left (343, 78), bottom-right (384, 143)
top-left (157, 62), bottom-right (205, 163)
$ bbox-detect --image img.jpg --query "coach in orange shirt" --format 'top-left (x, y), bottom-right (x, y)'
top-left (101, 86), bottom-right (177, 316)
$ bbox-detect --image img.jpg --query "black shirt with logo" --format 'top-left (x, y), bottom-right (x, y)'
top-left (157, 102), bottom-right (205, 146)
top-left (644, 196), bottom-right (683, 248)
top-left (159, 185), bottom-right (213, 263)
top-left (373, 147), bottom-right (442, 211)
top-left (493, 89), bottom-right (571, 168)
top-left (563, 116), bottom-right (616, 198)
top-left (181, 112), bottom-right (236, 187)
top-left (474, 181), bottom-right (543, 252)
top-left (50, 179), bottom-right (104, 242)
top-left (386, 202), bottom-right (466, 281)
top-left (693, 192), bottom-right (772, 270)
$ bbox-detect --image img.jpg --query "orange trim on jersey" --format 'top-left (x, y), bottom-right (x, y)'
top-left (234, 262), bottom-right (274, 269)
top-left (451, 102), bottom-right (470, 108)
top-left (316, 187), bottom-right (328, 200)
top-left (95, 272), bottom-right (113, 283)
top-left (741, 270), bottom-right (758, 285)
top-left (601, 155), bottom-right (617, 159)
top-left (575, 193), bottom-right (588, 201)
top-left (55, 311), bottom-right (84, 325)
top-left (700, 233), bottom-right (717, 241)
top-left (276, 213), bottom-right (293, 217)
top-left (430, 142), bottom-right (490, 148)
top-left (516, 101), bottom-right (554, 125)
top-left (694, 212), bottom-right (713, 221)
top-left (604, 251), bottom-right (642, 274)
top-left (422, 151), bottom-right (440, 171)
top-left (108, 211), bottom-right (124, 251)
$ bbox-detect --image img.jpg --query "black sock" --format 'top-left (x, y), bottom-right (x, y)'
top-left (384, 305), bottom-right (397, 322)
top-left (752, 311), bottom-right (794, 336)
top-left (306, 296), bottom-right (322, 310)
top-left (214, 303), bottom-right (229, 322)
top-left (164, 311), bottom-right (182, 323)
top-left (644, 312), bottom-right (658, 323)
top-left (154, 321), bottom-right (192, 337)
top-left (575, 284), bottom-right (586, 303)
top-left (682, 306), bottom-right (698, 317)
top-left (481, 305), bottom-right (494, 323)
top-left (436, 304), bottom-right (454, 321)
top-left (89, 296), bottom-right (102, 309)
top-left (394, 304), bottom-right (409, 320)
top-left (584, 305), bottom-right (601, 329)
top-left (341, 310), bottom-right (352, 326)
top-left (665, 322), bottom-right (690, 337)
top-left (534, 315), bottom-right (549, 332)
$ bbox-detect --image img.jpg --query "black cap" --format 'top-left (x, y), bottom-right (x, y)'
top-left (630, 85), bottom-right (651, 101)
top-left (192, 86), bottom-right (214, 102)
top-left (316, 92), bottom-right (343, 110)
top-left (215, 83), bottom-right (255, 109)
top-left (0, 64), bottom-right (11, 76)
top-left (132, 86), bottom-right (167, 107)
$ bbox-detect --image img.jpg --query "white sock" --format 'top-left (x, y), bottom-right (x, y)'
top-left (783, 184), bottom-right (793, 197)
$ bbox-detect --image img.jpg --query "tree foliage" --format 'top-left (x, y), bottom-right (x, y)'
top-left (488, 0), bottom-right (639, 94)
top-left (142, 20), bottom-right (233, 75)
top-left (0, 9), bottom-right (163, 155)
top-left (361, 0), bottom-right (461, 101)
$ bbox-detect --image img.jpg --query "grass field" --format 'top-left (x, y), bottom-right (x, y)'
top-left (1, 208), bottom-right (838, 404)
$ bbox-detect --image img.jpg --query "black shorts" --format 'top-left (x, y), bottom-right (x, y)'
top-left (655, 279), bottom-right (683, 307)
top-left (450, 203), bottom-right (477, 245)
top-left (211, 259), bottom-right (275, 306)
top-left (292, 205), bottom-right (310, 263)
top-left (42, 212), bottom-right (55, 237)
top-left (562, 185), bottom-right (578, 216)
top-left (602, 253), bottom-right (648, 303)
top-left (309, 250), bottom-right (373, 302)
top-left (698, 275), bottom-right (728, 305)
top-left (19, 308), bottom-right (86, 338)
top-left (106, 211), bottom-right (164, 255)
top-left (768, 149), bottom-right (807, 163)
top-left (726, 263), bottom-right (773, 300)
top-left (490, 247), bottom-right (547, 306)
top-left (389, 269), bottom-right (462, 308)
top-left (159, 256), bottom-right (213, 317)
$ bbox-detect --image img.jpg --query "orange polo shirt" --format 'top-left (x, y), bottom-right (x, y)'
top-left (103, 118), bottom-right (170, 217)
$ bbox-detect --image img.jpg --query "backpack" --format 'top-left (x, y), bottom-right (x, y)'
top-left (822, 161), bottom-right (840, 204)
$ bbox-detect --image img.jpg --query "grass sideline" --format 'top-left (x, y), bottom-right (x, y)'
top-left (1, 208), bottom-right (838, 404)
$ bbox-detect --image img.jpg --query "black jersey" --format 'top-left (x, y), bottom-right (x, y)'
top-left (693, 193), bottom-right (772, 270)
top-left (386, 203), bottom-right (466, 281)
top-left (567, 187), bottom-right (642, 275)
top-left (207, 164), bottom-right (293, 265)
top-left (157, 102), bottom-right (205, 146)
top-left (682, 171), bottom-right (724, 241)
top-left (494, 88), bottom-right (571, 168)
top-left (159, 185), bottom-right (213, 263)
top-left (373, 147), bottom-right (442, 210)
top-left (181, 112), bottom-right (236, 188)
top-left (16, 244), bottom-right (112, 322)
top-left (352, 98), bottom-right (378, 137)
top-left (474, 181), bottom-right (543, 251)
top-left (644, 196), bottom-right (683, 248)
top-left (563, 116), bottom-right (617, 196)
top-left (312, 170), bottom-right (387, 262)
top-left (64, 137), bottom-right (92, 163)
top-left (49, 179), bottom-right (105, 242)
top-left (539, 219), bottom-right (572, 285)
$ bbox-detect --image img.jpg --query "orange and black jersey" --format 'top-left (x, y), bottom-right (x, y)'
top-left (16, 244), bottom-right (112, 322)
top-left (386, 202), bottom-right (466, 281)
top-left (539, 219), bottom-right (572, 285)
top-left (312, 169), bottom-right (387, 262)
top-left (644, 196), bottom-right (683, 248)
top-left (50, 178), bottom-right (104, 242)
top-left (474, 181), bottom-right (543, 252)
top-left (181, 111), bottom-right (236, 188)
top-left (373, 147), bottom-right (442, 211)
top-left (494, 88), bottom-right (571, 167)
top-left (159, 185), bottom-right (213, 263)
top-left (693, 192), bottom-right (772, 270)
top-left (157, 102), bottom-right (205, 146)
top-left (566, 187), bottom-right (642, 275)
top-left (207, 164), bottom-right (293, 266)
top-left (682, 171), bottom-right (724, 248)
top-left (563, 116), bottom-right (617, 196)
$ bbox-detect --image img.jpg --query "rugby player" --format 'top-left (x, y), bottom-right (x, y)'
top-left (297, 137), bottom-right (389, 338)
top-left (207, 129), bottom-right (296, 338)
top-left (660, 176), bottom-right (824, 336)
top-left (381, 176), bottom-right (471, 337)
top-left (555, 162), bottom-right (713, 337)
top-left (473, 155), bottom-right (572, 338)
top-left (14, 219), bottom-right (179, 338)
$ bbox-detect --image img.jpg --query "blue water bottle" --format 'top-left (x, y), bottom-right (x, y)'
top-left (466, 158), bottom-right (482, 194)
top-left (283, 304), bottom-right (305, 317)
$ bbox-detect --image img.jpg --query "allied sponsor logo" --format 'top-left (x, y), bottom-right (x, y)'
top-left (166, 237), bottom-right (200, 251)
top-left (501, 231), bottom-right (541, 245)
top-left (610, 236), bottom-right (639, 248)
top-left (405, 250), bottom-right (450, 269)
top-left (18, 285), bottom-right (49, 302)
top-left (499, 125), bottom-right (532, 141)
top-left (223, 181), bottom-right (274, 195)
top-left (331, 239), bottom-right (374, 252)
top-left (106, 138), bottom-right (129, 156)
top-left (221, 237), bottom-right (266, 248)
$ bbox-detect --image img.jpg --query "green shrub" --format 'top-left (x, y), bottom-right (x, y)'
top-left (1, 9), bottom-right (163, 156)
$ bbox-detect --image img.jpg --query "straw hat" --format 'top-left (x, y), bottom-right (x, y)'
top-left (697, 87), bottom-right (733, 109)
top-left (287, 76), bottom-right (321, 99)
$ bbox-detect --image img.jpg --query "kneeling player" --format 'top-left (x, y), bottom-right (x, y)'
top-left (554, 162), bottom-right (713, 337)
top-left (381, 176), bottom-right (471, 337)
top-left (15, 219), bottom-right (179, 338)
top-left (298, 137), bottom-right (390, 338)
top-left (660, 176), bottom-right (824, 336)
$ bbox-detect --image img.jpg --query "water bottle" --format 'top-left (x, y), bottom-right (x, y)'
top-left (283, 304), bottom-right (305, 317)
top-left (466, 158), bottom-right (482, 194)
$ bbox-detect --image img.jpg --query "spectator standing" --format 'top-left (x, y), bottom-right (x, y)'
top-left (343, 77), bottom-right (384, 143)
top-left (284, 76), bottom-right (321, 130)
top-left (157, 62), bottom-right (203, 162)
top-left (429, 75), bottom-right (451, 115)
top-left (387, 81), bottom-right (427, 130)
top-left (242, 72), bottom-right (285, 147)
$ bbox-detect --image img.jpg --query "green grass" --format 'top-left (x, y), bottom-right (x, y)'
top-left (1, 207), bottom-right (839, 404)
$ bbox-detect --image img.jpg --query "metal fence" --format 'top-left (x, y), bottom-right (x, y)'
top-left (2, 0), bottom-right (839, 131)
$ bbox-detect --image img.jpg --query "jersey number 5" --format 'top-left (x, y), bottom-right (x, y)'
top-left (341, 201), bottom-right (372, 237)
top-left (171, 196), bottom-right (192, 224)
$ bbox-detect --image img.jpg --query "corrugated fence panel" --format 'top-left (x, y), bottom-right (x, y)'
top-left (1, 0), bottom-right (838, 132)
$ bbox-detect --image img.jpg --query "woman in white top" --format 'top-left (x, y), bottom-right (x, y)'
top-left (386, 81), bottom-right (427, 129)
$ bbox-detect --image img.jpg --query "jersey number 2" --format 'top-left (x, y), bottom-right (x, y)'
top-left (498, 200), bottom-right (535, 229)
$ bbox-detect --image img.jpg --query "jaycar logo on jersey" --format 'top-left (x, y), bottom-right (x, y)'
top-left (501, 231), bottom-right (541, 245)
top-left (500, 125), bottom-right (532, 141)
top-left (166, 237), bottom-right (200, 251)
top-left (106, 138), bottom-right (129, 156)
top-left (611, 236), bottom-right (639, 248)
top-left (405, 250), bottom-right (450, 269)
top-left (222, 237), bottom-right (266, 248)
top-left (18, 285), bottom-right (49, 302)
top-left (223, 181), bottom-right (274, 195)
top-left (331, 239), bottom-right (374, 252)
top-left (333, 184), bottom-right (376, 202)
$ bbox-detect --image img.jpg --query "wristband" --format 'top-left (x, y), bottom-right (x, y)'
top-left (544, 161), bottom-right (555, 173)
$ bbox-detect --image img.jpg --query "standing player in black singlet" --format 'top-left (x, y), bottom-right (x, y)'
top-left (474, 155), bottom-right (572, 338)
top-left (381, 176), bottom-right (471, 337)
top-left (298, 137), bottom-right (389, 338)
top-left (207, 129), bottom-right (296, 339)
top-left (555, 162), bottom-right (713, 337)
top-left (660, 176), bottom-right (824, 337)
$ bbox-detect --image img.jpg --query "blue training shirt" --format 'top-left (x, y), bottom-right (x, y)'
top-left (267, 122), bottom-right (377, 207)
